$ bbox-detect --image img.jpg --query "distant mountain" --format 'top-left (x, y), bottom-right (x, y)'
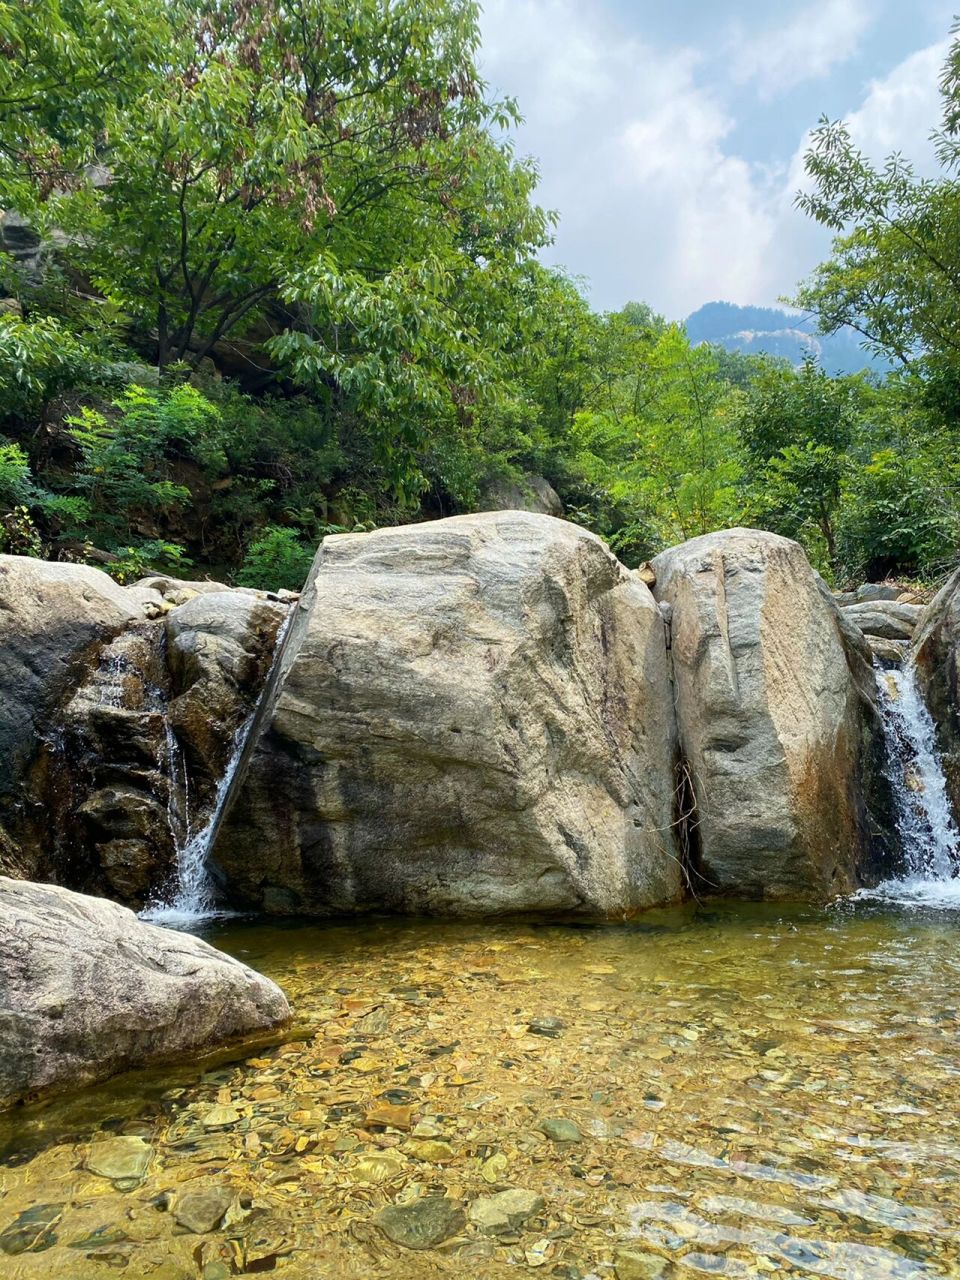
top-left (684, 301), bottom-right (888, 376)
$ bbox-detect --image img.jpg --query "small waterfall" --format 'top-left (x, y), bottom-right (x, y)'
top-left (869, 661), bottom-right (960, 904)
top-left (141, 607), bottom-right (295, 930)
top-left (141, 714), bottom-right (252, 927)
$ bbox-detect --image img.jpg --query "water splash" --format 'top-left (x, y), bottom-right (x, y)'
top-left (141, 714), bottom-right (252, 929)
top-left (141, 607), bottom-right (294, 930)
top-left (863, 661), bottom-right (960, 907)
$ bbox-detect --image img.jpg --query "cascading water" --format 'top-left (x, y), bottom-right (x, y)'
top-left (141, 607), bottom-right (295, 929)
top-left (869, 660), bottom-right (960, 904)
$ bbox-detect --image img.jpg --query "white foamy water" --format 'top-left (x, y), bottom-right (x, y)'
top-left (859, 662), bottom-right (960, 909)
top-left (141, 608), bottom-right (294, 930)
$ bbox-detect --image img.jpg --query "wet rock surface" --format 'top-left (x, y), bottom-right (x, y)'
top-left (0, 877), bottom-right (290, 1109)
top-left (0, 554), bottom-right (288, 907)
top-left (914, 566), bottom-right (960, 817)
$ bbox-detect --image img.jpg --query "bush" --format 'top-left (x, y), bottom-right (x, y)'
top-left (237, 526), bottom-right (316, 592)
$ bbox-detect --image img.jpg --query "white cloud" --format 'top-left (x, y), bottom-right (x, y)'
top-left (846, 39), bottom-right (949, 165)
top-left (479, 3), bottom-right (949, 317)
top-left (730, 0), bottom-right (874, 99)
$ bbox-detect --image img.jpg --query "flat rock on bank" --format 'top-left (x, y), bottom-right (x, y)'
top-left (0, 877), bottom-right (289, 1109)
top-left (651, 529), bottom-right (893, 897)
top-left (216, 511), bottom-right (683, 917)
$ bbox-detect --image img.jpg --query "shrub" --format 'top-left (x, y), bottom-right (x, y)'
top-left (237, 526), bottom-right (315, 592)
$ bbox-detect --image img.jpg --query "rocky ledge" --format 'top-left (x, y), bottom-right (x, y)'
top-left (0, 877), bottom-right (289, 1110)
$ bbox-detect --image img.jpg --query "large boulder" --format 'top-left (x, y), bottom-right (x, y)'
top-left (481, 473), bottom-right (564, 517)
top-left (0, 876), bottom-right (289, 1110)
top-left (651, 529), bottom-right (894, 898)
top-left (165, 591), bottom-right (289, 807)
top-left (913, 567), bottom-right (960, 814)
top-left (0, 556), bottom-right (141, 879)
top-left (215, 512), bottom-right (682, 917)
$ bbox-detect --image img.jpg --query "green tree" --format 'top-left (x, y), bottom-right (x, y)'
top-left (0, 0), bottom-right (165, 204)
top-left (792, 24), bottom-right (960, 395)
top-left (737, 360), bottom-right (863, 572)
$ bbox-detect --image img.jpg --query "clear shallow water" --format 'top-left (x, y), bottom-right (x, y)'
top-left (2, 900), bottom-right (960, 1278)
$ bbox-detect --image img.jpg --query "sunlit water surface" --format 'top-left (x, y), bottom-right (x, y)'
top-left (2, 898), bottom-right (960, 1278)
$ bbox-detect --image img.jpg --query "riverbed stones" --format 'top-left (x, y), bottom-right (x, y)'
top-left (0, 877), bottom-right (290, 1109)
top-left (651, 528), bottom-right (893, 897)
top-left (85, 1136), bottom-right (152, 1186)
top-left (374, 1196), bottom-right (466, 1249)
top-left (468, 1189), bottom-right (545, 1233)
top-left (0, 1203), bottom-right (63, 1255)
top-left (537, 1117), bottom-right (581, 1143)
top-left (614, 1249), bottom-right (671, 1280)
top-left (173, 1186), bottom-right (234, 1234)
top-left (217, 511), bottom-right (683, 918)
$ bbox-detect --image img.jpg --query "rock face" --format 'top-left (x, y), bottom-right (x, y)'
top-left (841, 600), bottom-right (923, 642)
top-left (0, 876), bottom-right (289, 1110)
top-left (0, 555), bottom-right (287, 906)
top-left (216, 512), bottom-right (683, 917)
top-left (651, 529), bottom-right (894, 897)
top-left (0, 556), bottom-right (141, 881)
top-left (913, 568), bottom-right (960, 815)
top-left (481, 473), bottom-right (563, 517)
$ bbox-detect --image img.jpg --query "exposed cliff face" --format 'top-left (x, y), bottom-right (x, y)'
top-left (214, 512), bottom-right (684, 917)
top-left (0, 556), bottom-right (287, 907)
top-left (650, 529), bottom-right (896, 898)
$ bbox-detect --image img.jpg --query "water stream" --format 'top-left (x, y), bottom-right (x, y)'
top-left (140, 607), bottom-right (295, 930)
top-left (866, 661), bottom-right (960, 907)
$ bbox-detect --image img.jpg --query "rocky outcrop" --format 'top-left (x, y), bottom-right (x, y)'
top-left (0, 557), bottom-right (142, 881)
top-left (913, 568), bottom-right (960, 815)
top-left (841, 600), bottom-right (923, 642)
top-left (481, 473), bottom-right (563, 518)
top-left (0, 555), bottom-right (287, 906)
top-left (164, 591), bottom-right (288, 817)
top-left (651, 529), bottom-right (894, 898)
top-left (0, 876), bottom-right (289, 1110)
top-left (215, 512), bottom-right (683, 917)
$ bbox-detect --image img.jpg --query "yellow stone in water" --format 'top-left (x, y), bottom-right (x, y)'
top-left (202, 1106), bottom-right (241, 1128)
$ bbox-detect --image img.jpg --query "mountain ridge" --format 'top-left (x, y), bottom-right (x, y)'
top-left (684, 301), bottom-right (887, 376)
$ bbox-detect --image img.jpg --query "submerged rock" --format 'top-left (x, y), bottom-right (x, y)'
top-left (0, 1203), bottom-right (63, 1255)
top-left (0, 877), bottom-right (289, 1110)
top-left (468, 1189), bottom-right (545, 1233)
top-left (651, 529), bottom-right (894, 898)
top-left (85, 1136), bottom-right (153, 1186)
top-left (374, 1196), bottom-right (465, 1249)
top-left (173, 1186), bottom-right (234, 1234)
top-left (217, 512), bottom-right (682, 918)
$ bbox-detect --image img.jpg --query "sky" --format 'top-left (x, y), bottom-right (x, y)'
top-left (478, 0), bottom-right (957, 321)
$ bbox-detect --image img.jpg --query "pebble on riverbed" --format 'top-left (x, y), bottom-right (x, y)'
top-left (374, 1196), bottom-right (466, 1249)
